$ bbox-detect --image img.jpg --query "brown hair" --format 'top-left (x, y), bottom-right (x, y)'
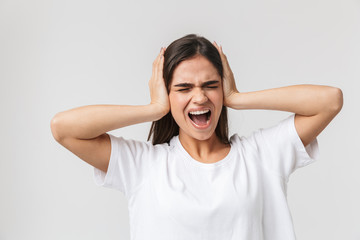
top-left (148, 34), bottom-right (229, 145)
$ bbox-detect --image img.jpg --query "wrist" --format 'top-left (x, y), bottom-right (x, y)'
top-left (148, 103), bottom-right (170, 121)
top-left (224, 91), bottom-right (241, 109)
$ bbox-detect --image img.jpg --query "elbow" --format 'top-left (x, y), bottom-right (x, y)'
top-left (50, 113), bottom-right (64, 142)
top-left (326, 87), bottom-right (343, 114)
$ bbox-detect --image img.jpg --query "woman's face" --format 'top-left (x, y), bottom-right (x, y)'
top-left (169, 54), bottom-right (223, 141)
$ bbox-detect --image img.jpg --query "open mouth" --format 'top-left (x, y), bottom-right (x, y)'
top-left (188, 109), bottom-right (211, 127)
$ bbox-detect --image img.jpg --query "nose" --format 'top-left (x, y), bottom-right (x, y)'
top-left (192, 87), bottom-right (208, 105)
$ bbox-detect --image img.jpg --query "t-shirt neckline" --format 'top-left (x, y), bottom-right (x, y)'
top-left (171, 135), bottom-right (235, 170)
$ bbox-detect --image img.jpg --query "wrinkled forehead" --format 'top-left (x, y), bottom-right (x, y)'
top-left (171, 55), bottom-right (221, 85)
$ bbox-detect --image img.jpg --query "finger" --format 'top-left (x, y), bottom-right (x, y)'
top-left (156, 48), bottom-right (165, 68)
top-left (157, 47), bottom-right (165, 66)
top-left (219, 47), bottom-right (229, 63)
top-left (160, 47), bottom-right (165, 58)
top-left (153, 47), bottom-right (164, 74)
top-left (153, 54), bottom-right (160, 71)
top-left (157, 52), bottom-right (164, 76)
top-left (213, 41), bottom-right (227, 60)
top-left (156, 47), bottom-right (166, 65)
top-left (156, 47), bottom-right (163, 62)
top-left (153, 48), bottom-right (164, 79)
top-left (213, 41), bottom-right (221, 52)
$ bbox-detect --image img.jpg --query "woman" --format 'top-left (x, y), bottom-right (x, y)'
top-left (50, 34), bottom-right (343, 240)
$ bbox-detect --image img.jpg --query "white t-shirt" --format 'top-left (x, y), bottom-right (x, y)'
top-left (94, 114), bottom-right (319, 240)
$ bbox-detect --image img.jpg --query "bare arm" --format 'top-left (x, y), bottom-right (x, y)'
top-left (50, 47), bottom-right (169, 172)
top-left (226, 85), bottom-right (343, 146)
top-left (213, 42), bottom-right (343, 147)
top-left (51, 104), bottom-right (166, 141)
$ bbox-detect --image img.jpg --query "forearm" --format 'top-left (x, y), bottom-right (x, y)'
top-left (50, 104), bottom-right (165, 140)
top-left (227, 84), bottom-right (343, 116)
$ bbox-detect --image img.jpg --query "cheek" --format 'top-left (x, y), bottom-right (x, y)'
top-left (169, 93), bottom-right (188, 113)
top-left (209, 89), bottom-right (224, 106)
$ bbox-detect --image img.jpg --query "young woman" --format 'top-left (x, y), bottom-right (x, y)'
top-left (50, 34), bottom-right (343, 240)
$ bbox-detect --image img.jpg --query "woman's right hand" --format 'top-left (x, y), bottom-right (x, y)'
top-left (149, 47), bottom-right (170, 119)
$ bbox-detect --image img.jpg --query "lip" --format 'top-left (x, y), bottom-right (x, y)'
top-left (186, 107), bottom-right (212, 130)
top-left (187, 107), bottom-right (211, 114)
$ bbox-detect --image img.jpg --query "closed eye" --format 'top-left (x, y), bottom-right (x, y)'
top-left (202, 80), bottom-right (220, 89)
top-left (177, 88), bottom-right (191, 92)
top-left (173, 80), bottom-right (219, 92)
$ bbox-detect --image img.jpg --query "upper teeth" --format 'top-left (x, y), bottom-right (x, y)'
top-left (189, 109), bottom-right (210, 115)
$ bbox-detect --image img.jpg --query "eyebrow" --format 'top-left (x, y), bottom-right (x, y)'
top-left (173, 80), bottom-right (220, 88)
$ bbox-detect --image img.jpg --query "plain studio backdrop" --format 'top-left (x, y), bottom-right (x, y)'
top-left (0, 0), bottom-right (359, 239)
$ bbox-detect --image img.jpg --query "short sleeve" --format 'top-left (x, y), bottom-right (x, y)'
top-left (93, 134), bottom-right (153, 198)
top-left (250, 114), bottom-right (319, 182)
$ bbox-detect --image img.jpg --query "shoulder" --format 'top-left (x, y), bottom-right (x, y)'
top-left (109, 134), bottom-right (171, 154)
top-left (229, 114), bottom-right (295, 150)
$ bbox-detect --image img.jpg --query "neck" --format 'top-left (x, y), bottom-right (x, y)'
top-left (179, 131), bottom-right (230, 163)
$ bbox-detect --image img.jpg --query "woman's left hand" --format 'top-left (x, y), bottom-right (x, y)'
top-left (213, 42), bottom-right (239, 107)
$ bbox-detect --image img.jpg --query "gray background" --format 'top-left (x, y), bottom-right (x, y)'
top-left (0, 0), bottom-right (359, 239)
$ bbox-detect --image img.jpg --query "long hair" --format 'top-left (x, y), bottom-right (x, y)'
top-left (148, 34), bottom-right (229, 145)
